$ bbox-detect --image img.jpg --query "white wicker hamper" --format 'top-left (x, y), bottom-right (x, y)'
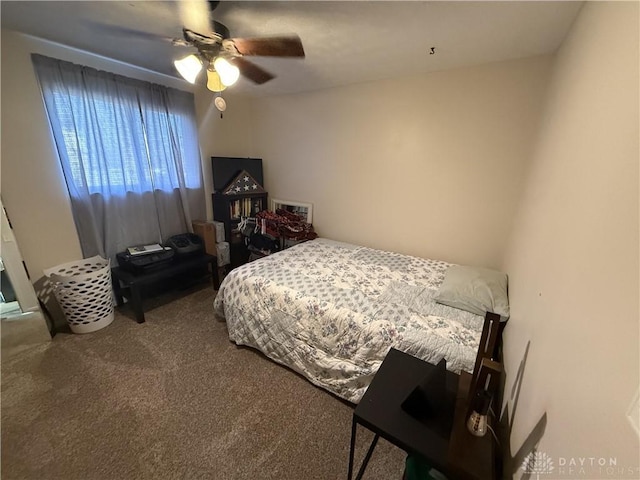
top-left (44, 255), bottom-right (114, 334)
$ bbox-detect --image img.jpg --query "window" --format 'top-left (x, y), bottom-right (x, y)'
top-left (32, 54), bottom-right (205, 260)
top-left (47, 84), bottom-right (201, 196)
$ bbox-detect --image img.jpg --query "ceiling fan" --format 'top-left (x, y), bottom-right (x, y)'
top-left (173, 0), bottom-right (305, 93)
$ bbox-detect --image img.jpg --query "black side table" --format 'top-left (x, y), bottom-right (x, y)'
top-left (111, 253), bottom-right (219, 323)
top-left (348, 348), bottom-right (494, 480)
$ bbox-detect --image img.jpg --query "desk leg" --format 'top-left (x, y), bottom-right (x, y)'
top-left (129, 284), bottom-right (145, 324)
top-left (355, 434), bottom-right (379, 480)
top-left (348, 416), bottom-right (380, 480)
top-left (348, 416), bottom-right (357, 480)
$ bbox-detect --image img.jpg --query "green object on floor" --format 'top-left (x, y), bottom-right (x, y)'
top-left (404, 455), bottom-right (449, 480)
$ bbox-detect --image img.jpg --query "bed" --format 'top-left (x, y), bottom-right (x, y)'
top-left (213, 238), bottom-right (507, 404)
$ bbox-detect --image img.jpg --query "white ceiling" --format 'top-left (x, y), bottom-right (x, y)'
top-left (1, 1), bottom-right (583, 97)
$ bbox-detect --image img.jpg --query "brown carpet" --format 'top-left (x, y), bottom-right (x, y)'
top-left (1, 285), bottom-right (406, 479)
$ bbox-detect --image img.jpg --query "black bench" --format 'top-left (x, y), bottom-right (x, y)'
top-left (111, 253), bottom-right (219, 323)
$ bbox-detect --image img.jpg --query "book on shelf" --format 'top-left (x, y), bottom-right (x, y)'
top-left (229, 197), bottom-right (263, 219)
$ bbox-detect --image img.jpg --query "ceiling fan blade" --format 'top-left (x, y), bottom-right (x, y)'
top-left (87, 22), bottom-right (187, 45)
top-left (178, 0), bottom-right (213, 36)
top-left (230, 36), bottom-right (305, 57)
top-left (232, 58), bottom-right (275, 85)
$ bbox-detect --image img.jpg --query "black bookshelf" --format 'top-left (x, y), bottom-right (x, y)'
top-left (212, 192), bottom-right (268, 268)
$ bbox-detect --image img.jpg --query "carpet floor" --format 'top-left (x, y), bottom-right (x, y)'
top-left (1, 284), bottom-right (406, 479)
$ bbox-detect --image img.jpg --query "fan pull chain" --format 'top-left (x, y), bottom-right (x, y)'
top-left (214, 95), bottom-right (227, 119)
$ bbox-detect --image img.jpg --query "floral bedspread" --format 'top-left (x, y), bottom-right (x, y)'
top-left (213, 238), bottom-right (484, 403)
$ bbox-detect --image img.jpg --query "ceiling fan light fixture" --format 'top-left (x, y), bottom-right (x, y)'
top-left (174, 54), bottom-right (203, 84)
top-left (213, 57), bottom-right (240, 87)
top-left (206, 69), bottom-right (226, 92)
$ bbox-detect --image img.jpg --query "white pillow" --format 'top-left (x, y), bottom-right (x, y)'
top-left (434, 265), bottom-right (510, 320)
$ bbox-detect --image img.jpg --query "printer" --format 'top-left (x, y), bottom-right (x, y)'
top-left (116, 245), bottom-right (175, 274)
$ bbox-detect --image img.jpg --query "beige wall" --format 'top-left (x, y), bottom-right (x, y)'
top-left (0, 30), bottom-right (219, 281)
top-left (0, 30), bottom-right (552, 276)
top-left (1, 31), bottom-right (82, 282)
top-left (501, 1), bottom-right (639, 475)
top-left (194, 91), bottom-right (257, 221)
top-left (249, 56), bottom-right (553, 268)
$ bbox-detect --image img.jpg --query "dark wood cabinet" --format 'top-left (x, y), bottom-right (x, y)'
top-left (212, 192), bottom-right (268, 268)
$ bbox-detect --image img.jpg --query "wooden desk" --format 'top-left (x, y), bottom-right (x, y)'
top-left (111, 253), bottom-right (219, 323)
top-left (348, 348), bottom-right (494, 480)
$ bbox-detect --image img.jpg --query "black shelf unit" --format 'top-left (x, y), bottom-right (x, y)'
top-left (213, 192), bottom-right (268, 268)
